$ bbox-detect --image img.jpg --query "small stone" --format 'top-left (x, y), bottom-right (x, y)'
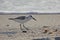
top-left (6, 24), bottom-right (9, 26)
top-left (48, 32), bottom-right (53, 34)
top-left (43, 30), bottom-right (48, 33)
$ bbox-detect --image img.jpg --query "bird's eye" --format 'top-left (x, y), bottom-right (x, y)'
top-left (30, 16), bottom-right (32, 17)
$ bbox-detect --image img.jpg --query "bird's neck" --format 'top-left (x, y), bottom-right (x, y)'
top-left (27, 16), bottom-right (32, 20)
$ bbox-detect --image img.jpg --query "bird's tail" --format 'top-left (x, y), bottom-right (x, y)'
top-left (8, 18), bottom-right (14, 20)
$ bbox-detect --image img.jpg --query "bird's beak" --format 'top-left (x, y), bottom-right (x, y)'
top-left (9, 18), bottom-right (14, 20)
top-left (32, 17), bottom-right (36, 21)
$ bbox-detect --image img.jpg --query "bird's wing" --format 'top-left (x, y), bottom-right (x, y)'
top-left (15, 16), bottom-right (26, 20)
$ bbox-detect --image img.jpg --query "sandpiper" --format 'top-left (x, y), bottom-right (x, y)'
top-left (9, 15), bottom-right (36, 32)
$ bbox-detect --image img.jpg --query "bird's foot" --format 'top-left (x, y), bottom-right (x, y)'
top-left (20, 29), bottom-right (27, 33)
top-left (22, 30), bottom-right (27, 33)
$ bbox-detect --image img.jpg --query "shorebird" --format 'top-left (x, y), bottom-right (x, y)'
top-left (9, 15), bottom-right (36, 32)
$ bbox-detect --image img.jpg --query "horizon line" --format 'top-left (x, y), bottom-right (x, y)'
top-left (0, 12), bottom-right (60, 15)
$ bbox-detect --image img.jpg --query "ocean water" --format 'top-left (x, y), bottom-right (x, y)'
top-left (0, 0), bottom-right (60, 13)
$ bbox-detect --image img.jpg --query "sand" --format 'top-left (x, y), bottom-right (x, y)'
top-left (0, 14), bottom-right (60, 40)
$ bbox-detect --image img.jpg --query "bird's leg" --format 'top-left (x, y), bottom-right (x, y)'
top-left (20, 24), bottom-right (27, 33)
top-left (23, 24), bottom-right (29, 30)
top-left (20, 24), bottom-right (23, 31)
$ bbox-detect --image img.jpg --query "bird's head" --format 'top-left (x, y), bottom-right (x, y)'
top-left (29, 15), bottom-right (36, 21)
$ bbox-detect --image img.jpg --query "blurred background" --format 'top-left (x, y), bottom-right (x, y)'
top-left (0, 0), bottom-right (60, 13)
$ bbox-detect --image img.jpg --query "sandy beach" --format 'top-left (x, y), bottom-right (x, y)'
top-left (0, 14), bottom-right (60, 40)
